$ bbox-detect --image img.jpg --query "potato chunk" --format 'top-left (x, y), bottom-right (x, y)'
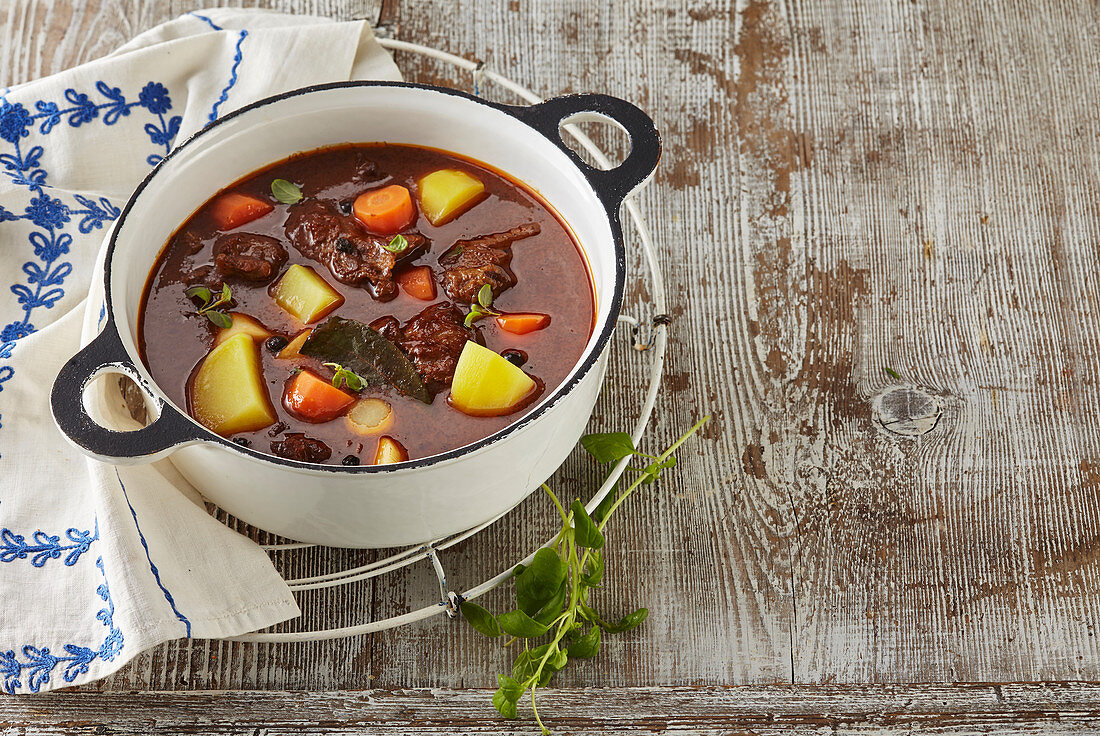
top-left (215, 312), bottom-right (273, 346)
top-left (189, 333), bottom-right (276, 435)
top-left (272, 264), bottom-right (344, 324)
top-left (374, 436), bottom-right (409, 465)
top-left (418, 169), bottom-right (485, 225)
top-left (449, 341), bottom-right (537, 416)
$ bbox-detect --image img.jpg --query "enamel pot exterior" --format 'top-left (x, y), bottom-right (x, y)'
top-left (50, 82), bottom-right (660, 548)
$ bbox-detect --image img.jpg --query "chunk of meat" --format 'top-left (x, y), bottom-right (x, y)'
top-left (438, 223), bottom-right (541, 303)
top-left (269, 433), bottom-right (332, 463)
top-left (371, 303), bottom-right (479, 390)
top-left (284, 199), bottom-right (427, 300)
top-left (213, 233), bottom-right (288, 283)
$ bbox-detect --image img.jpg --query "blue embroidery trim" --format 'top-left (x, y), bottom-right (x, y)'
top-left (115, 470), bottom-right (192, 637)
top-left (208, 30), bottom-right (248, 124)
top-left (0, 555), bottom-right (123, 693)
top-left (189, 12), bottom-right (223, 31)
top-left (0, 519), bottom-right (98, 566)
top-left (0, 81), bottom-right (180, 450)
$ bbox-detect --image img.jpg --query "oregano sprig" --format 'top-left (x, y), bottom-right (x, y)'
top-left (464, 283), bottom-right (501, 328)
top-left (459, 416), bottom-right (709, 733)
top-left (323, 362), bottom-right (366, 391)
top-left (185, 283), bottom-right (233, 328)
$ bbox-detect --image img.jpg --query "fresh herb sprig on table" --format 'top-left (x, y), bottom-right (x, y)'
top-left (184, 283), bottom-right (233, 328)
top-left (459, 416), bottom-right (709, 733)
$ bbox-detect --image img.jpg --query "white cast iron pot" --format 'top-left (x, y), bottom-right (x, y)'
top-left (50, 82), bottom-right (660, 548)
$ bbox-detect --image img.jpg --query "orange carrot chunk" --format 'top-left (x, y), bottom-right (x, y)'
top-left (396, 266), bottom-right (437, 301)
top-left (209, 192), bottom-right (273, 231)
top-left (496, 312), bottom-right (551, 335)
top-left (283, 369), bottom-right (355, 423)
top-left (354, 185), bottom-right (416, 235)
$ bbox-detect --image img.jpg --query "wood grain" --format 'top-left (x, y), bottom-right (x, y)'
top-left (8, 684), bottom-right (1100, 733)
top-left (3, 0), bottom-right (1100, 702)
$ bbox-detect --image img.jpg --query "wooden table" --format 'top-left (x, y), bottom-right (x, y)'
top-left (5, 0), bottom-right (1100, 732)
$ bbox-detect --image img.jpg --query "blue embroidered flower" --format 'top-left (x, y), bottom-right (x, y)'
top-left (0, 100), bottom-right (31, 144)
top-left (23, 192), bottom-right (69, 230)
top-left (0, 321), bottom-right (33, 342)
top-left (138, 82), bottom-right (172, 115)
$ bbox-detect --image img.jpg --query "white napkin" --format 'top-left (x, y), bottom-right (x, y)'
top-left (0, 9), bottom-right (402, 693)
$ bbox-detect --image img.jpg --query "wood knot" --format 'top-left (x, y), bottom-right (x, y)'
top-left (873, 387), bottom-right (942, 436)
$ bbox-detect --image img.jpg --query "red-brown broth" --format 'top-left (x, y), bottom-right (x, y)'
top-left (138, 143), bottom-right (595, 464)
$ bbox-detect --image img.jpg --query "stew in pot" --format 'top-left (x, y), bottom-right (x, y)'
top-left (138, 143), bottom-right (595, 466)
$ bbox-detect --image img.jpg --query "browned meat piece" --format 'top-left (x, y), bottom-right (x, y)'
top-left (438, 223), bottom-right (541, 303)
top-left (284, 199), bottom-right (427, 300)
top-left (398, 303), bottom-right (477, 388)
top-left (270, 433), bottom-right (331, 463)
top-left (214, 233), bottom-right (288, 283)
top-left (371, 303), bottom-right (478, 390)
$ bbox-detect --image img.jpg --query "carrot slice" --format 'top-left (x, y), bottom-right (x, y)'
top-left (396, 266), bottom-right (437, 301)
top-left (283, 369), bottom-right (355, 423)
top-left (209, 192), bottom-right (273, 230)
top-left (496, 312), bottom-right (551, 335)
top-left (354, 185), bottom-right (415, 235)
top-left (374, 436), bottom-right (409, 465)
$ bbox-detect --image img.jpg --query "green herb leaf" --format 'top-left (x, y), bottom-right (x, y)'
top-left (581, 549), bottom-right (604, 587)
top-left (324, 362), bottom-right (366, 392)
top-left (612, 608), bottom-right (648, 633)
top-left (516, 547), bottom-right (567, 616)
top-left (532, 580), bottom-right (568, 626)
top-left (301, 316), bottom-right (432, 404)
top-left (384, 234), bottom-right (409, 253)
top-left (185, 285), bottom-right (213, 304)
top-left (497, 609), bottom-right (550, 638)
top-left (581, 432), bottom-right (636, 463)
top-left (492, 688), bottom-right (519, 718)
top-left (460, 601), bottom-right (501, 638)
top-left (884, 365), bottom-right (901, 380)
top-left (271, 178), bottom-right (303, 204)
top-left (567, 625), bottom-right (601, 658)
top-left (205, 310), bottom-right (232, 329)
top-left (591, 483), bottom-right (618, 524)
top-left (571, 500), bottom-right (605, 549)
top-left (497, 674), bottom-right (525, 702)
top-left (477, 283), bottom-right (494, 308)
top-left (218, 282), bottom-right (232, 306)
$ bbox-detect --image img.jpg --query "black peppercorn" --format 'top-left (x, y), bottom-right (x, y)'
top-left (502, 349), bottom-right (528, 367)
top-left (265, 335), bottom-right (288, 353)
top-left (336, 237), bottom-right (355, 253)
top-left (341, 455), bottom-right (361, 466)
top-left (232, 437), bottom-right (251, 447)
top-left (338, 200), bottom-right (353, 215)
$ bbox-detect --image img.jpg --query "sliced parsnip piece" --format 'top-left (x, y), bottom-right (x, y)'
top-left (277, 329), bottom-right (312, 360)
top-left (215, 312), bottom-right (274, 346)
top-left (345, 398), bottom-right (394, 435)
top-left (418, 169), bottom-right (485, 225)
top-left (190, 333), bottom-right (276, 435)
top-left (449, 341), bottom-right (537, 416)
top-left (374, 435), bottom-right (408, 465)
top-left (272, 264), bottom-right (344, 324)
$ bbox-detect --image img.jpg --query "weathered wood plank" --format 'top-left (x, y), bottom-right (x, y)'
top-left (7, 684), bottom-right (1100, 734)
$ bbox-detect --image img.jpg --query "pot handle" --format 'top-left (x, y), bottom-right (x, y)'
top-left (510, 94), bottom-right (661, 209)
top-left (50, 319), bottom-right (201, 463)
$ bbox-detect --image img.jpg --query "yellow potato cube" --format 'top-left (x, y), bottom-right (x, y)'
top-left (215, 312), bottom-right (273, 346)
top-left (189, 333), bottom-right (276, 435)
top-left (418, 169), bottom-right (486, 225)
top-left (272, 265), bottom-right (344, 324)
top-left (449, 341), bottom-right (537, 416)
